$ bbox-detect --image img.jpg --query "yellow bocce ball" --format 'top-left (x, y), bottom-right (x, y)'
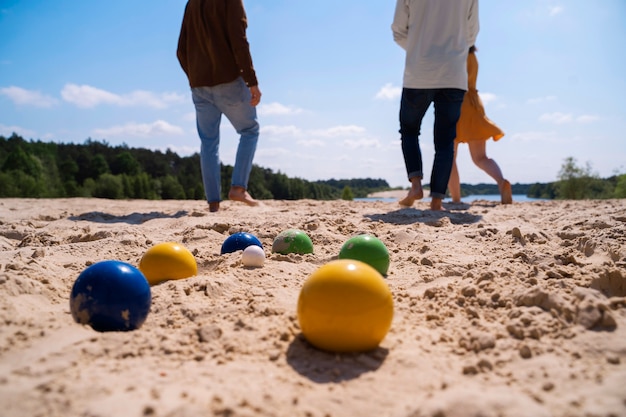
top-left (139, 242), bottom-right (197, 285)
top-left (297, 259), bottom-right (394, 353)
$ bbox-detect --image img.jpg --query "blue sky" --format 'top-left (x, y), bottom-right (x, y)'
top-left (1, 0), bottom-right (625, 188)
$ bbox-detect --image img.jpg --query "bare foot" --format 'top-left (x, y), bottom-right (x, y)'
top-left (208, 202), bottom-right (220, 212)
top-left (228, 186), bottom-right (259, 207)
top-left (500, 180), bottom-right (512, 204)
top-left (398, 184), bottom-right (424, 207)
top-left (430, 198), bottom-right (445, 211)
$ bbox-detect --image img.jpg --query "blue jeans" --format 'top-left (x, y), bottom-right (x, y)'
top-left (191, 77), bottom-right (259, 203)
top-left (399, 88), bottom-right (465, 199)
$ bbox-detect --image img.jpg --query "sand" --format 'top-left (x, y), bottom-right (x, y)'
top-left (0, 197), bottom-right (625, 417)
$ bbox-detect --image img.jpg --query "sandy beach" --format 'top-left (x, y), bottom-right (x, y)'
top-left (1, 197), bottom-right (625, 417)
top-left (368, 190), bottom-right (411, 199)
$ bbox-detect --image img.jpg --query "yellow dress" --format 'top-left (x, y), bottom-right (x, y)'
top-left (456, 52), bottom-right (504, 143)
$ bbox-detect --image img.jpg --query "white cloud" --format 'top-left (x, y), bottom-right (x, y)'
top-left (539, 112), bottom-right (599, 124)
top-left (61, 84), bottom-right (185, 109)
top-left (258, 102), bottom-right (303, 116)
top-left (576, 115), bottom-right (600, 123)
top-left (93, 120), bottom-right (184, 138)
top-left (375, 83), bottom-right (402, 100)
top-left (260, 123), bottom-right (371, 148)
top-left (0, 123), bottom-right (36, 138)
top-left (262, 124), bottom-right (365, 139)
top-left (261, 125), bottom-right (303, 136)
top-left (311, 125), bottom-right (366, 137)
top-left (509, 130), bottom-right (559, 142)
top-left (527, 95), bottom-right (557, 104)
top-left (297, 139), bottom-right (326, 148)
top-left (151, 145), bottom-right (199, 157)
top-left (522, 4), bottom-right (565, 21)
top-left (539, 112), bottom-right (573, 124)
top-left (342, 138), bottom-right (382, 150)
top-left (478, 92), bottom-right (497, 105)
top-left (122, 90), bottom-right (185, 108)
top-left (256, 147), bottom-right (291, 158)
top-left (62, 84), bottom-right (118, 108)
top-left (549, 6), bottom-right (564, 16)
top-left (0, 86), bottom-right (58, 107)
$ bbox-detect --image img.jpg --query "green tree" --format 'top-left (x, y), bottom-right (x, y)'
top-left (112, 151), bottom-right (141, 176)
top-left (247, 165), bottom-right (273, 199)
top-left (290, 178), bottom-right (306, 199)
top-left (160, 175), bottom-right (186, 199)
top-left (37, 153), bottom-right (65, 197)
top-left (614, 174), bottom-right (626, 198)
top-left (121, 174), bottom-right (134, 198)
top-left (0, 171), bottom-right (42, 197)
top-left (268, 171), bottom-right (290, 199)
top-left (94, 174), bottom-right (123, 199)
top-left (80, 178), bottom-right (96, 197)
top-left (527, 182), bottom-right (557, 199)
top-left (556, 157), bottom-right (613, 199)
top-left (1, 145), bottom-right (41, 177)
top-left (0, 172), bottom-right (19, 197)
top-left (63, 180), bottom-right (80, 197)
top-left (556, 157), bottom-right (594, 199)
top-left (192, 182), bottom-right (205, 200)
top-left (341, 185), bottom-right (354, 200)
top-left (133, 172), bottom-right (157, 199)
top-left (59, 158), bottom-right (79, 183)
top-left (175, 153), bottom-right (203, 199)
top-left (91, 154), bottom-right (110, 178)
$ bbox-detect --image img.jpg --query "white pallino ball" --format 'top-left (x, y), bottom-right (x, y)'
top-left (241, 245), bottom-right (265, 267)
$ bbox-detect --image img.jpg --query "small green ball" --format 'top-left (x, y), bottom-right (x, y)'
top-left (272, 229), bottom-right (314, 255)
top-left (338, 234), bottom-right (390, 276)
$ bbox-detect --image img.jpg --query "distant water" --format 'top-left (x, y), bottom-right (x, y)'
top-left (355, 194), bottom-right (546, 203)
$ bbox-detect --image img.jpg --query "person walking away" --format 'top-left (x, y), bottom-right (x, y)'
top-left (448, 46), bottom-right (512, 204)
top-left (392, 0), bottom-right (479, 210)
top-left (177, 0), bottom-right (261, 212)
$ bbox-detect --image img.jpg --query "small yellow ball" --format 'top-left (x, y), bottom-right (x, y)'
top-left (139, 242), bottom-right (197, 285)
top-left (297, 259), bottom-right (394, 353)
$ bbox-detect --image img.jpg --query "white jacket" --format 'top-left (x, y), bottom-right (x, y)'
top-left (392, 0), bottom-right (479, 90)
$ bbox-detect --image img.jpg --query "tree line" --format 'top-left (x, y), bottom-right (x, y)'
top-left (1, 134), bottom-right (624, 200)
top-left (452, 157), bottom-right (625, 200)
top-left (526, 157), bottom-right (626, 199)
top-left (0, 134), bottom-right (389, 200)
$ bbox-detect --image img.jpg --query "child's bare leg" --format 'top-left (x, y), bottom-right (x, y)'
top-left (468, 140), bottom-right (511, 203)
top-left (500, 180), bottom-right (512, 204)
top-left (448, 142), bottom-right (462, 203)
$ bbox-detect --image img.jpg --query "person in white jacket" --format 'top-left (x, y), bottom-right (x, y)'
top-left (392, 0), bottom-right (479, 211)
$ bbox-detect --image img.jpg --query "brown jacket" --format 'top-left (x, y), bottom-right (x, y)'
top-left (177, 0), bottom-right (258, 88)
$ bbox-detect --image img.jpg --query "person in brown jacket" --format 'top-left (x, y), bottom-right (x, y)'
top-left (177, 0), bottom-right (262, 212)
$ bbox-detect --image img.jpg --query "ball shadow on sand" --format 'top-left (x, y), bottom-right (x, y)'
top-left (364, 207), bottom-right (482, 226)
top-left (69, 210), bottom-right (188, 224)
top-left (286, 334), bottom-right (389, 384)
